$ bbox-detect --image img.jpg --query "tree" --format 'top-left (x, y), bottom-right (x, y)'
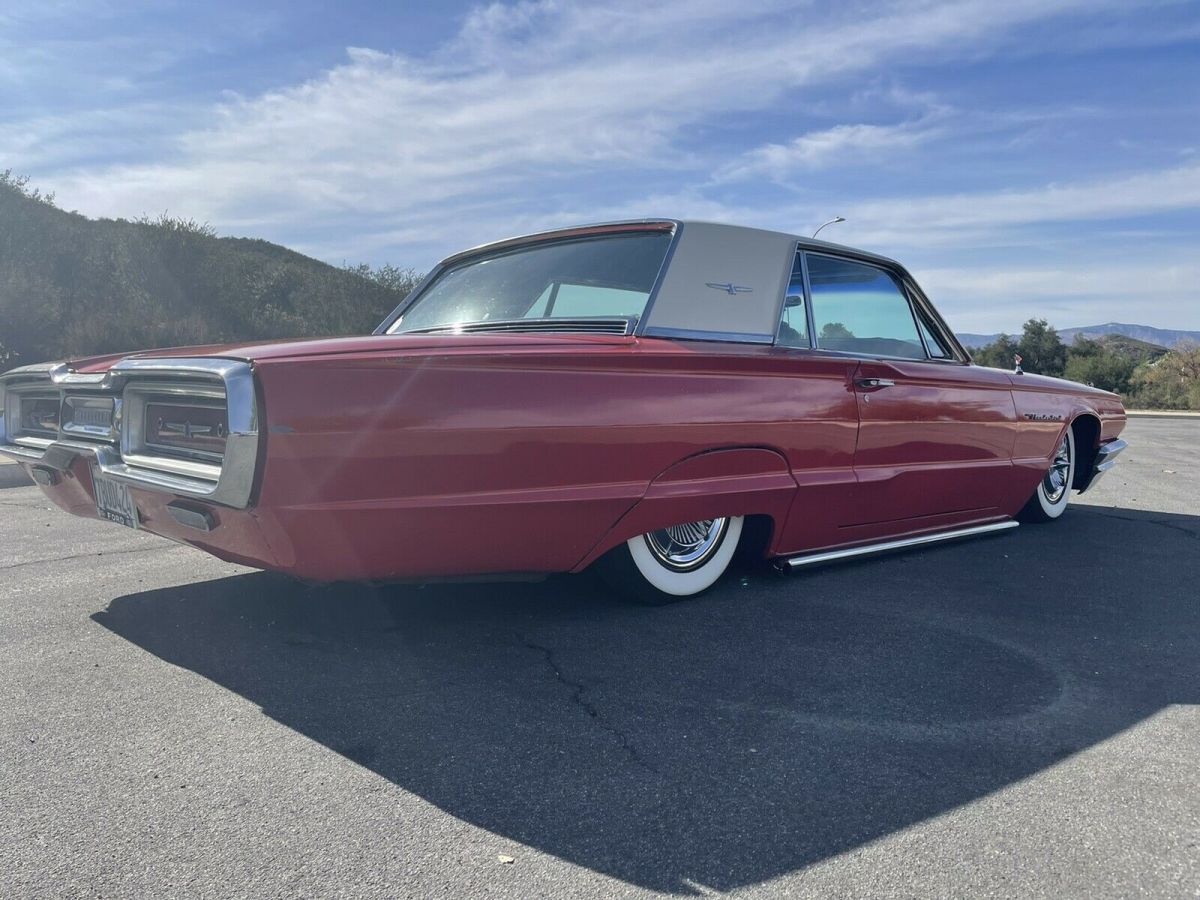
top-left (1015, 318), bottom-right (1067, 377)
top-left (970, 333), bottom-right (1018, 370)
top-left (1063, 336), bottom-right (1137, 393)
top-left (819, 321), bottom-right (854, 340)
top-left (1127, 342), bottom-right (1200, 410)
top-left (0, 173), bottom-right (420, 365)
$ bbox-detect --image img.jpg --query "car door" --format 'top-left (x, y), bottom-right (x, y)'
top-left (769, 251), bottom-right (865, 555)
top-left (802, 252), bottom-right (1019, 532)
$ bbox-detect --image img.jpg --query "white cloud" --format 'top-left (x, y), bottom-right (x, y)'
top-left (8, 0), bottom-right (1199, 335)
top-left (915, 260), bottom-right (1200, 332)
top-left (37, 0), bottom-right (1112, 235)
top-left (714, 108), bottom-right (951, 182)
top-left (843, 162), bottom-right (1200, 245)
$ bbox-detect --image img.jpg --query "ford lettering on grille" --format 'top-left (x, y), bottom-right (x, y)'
top-left (73, 406), bottom-right (112, 428)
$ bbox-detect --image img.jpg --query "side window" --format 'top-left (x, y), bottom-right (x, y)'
top-left (807, 254), bottom-right (926, 360)
top-left (915, 308), bottom-right (953, 359)
top-left (776, 253), bottom-right (809, 348)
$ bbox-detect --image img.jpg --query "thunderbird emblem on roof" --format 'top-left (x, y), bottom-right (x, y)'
top-left (705, 282), bottom-right (753, 295)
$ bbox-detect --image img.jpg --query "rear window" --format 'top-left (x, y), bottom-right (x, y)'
top-left (389, 232), bottom-right (671, 333)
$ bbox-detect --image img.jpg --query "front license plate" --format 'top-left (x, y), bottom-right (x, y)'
top-left (93, 471), bottom-right (139, 529)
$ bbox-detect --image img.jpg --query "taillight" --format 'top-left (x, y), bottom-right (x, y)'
top-left (145, 400), bottom-right (228, 460)
top-left (19, 395), bottom-right (60, 439)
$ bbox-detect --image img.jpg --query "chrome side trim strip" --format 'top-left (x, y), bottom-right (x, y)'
top-left (781, 520), bottom-right (1018, 569)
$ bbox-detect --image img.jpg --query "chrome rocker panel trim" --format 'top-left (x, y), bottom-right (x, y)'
top-left (779, 520), bottom-right (1019, 570)
top-left (0, 358), bottom-right (259, 508)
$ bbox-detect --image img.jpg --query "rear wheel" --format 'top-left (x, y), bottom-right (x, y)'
top-left (1019, 429), bottom-right (1075, 523)
top-left (597, 516), bottom-right (744, 604)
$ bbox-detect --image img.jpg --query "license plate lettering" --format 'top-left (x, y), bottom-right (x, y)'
top-left (93, 471), bottom-right (138, 529)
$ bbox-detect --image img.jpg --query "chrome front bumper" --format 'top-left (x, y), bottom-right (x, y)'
top-left (1079, 438), bottom-right (1128, 493)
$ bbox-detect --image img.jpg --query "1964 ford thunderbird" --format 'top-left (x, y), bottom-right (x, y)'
top-left (0, 220), bottom-right (1127, 602)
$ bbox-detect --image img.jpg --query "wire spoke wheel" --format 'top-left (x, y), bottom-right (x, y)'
top-left (644, 518), bottom-right (730, 572)
top-left (599, 515), bottom-right (745, 603)
top-left (1021, 426), bottom-right (1076, 523)
top-left (1041, 434), bottom-right (1072, 503)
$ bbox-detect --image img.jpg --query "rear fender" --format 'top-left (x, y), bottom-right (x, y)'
top-left (571, 447), bottom-right (796, 571)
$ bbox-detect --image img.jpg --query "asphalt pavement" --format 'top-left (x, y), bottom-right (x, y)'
top-left (1, 418), bottom-right (1197, 898)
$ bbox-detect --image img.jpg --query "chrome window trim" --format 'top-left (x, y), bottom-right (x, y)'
top-left (768, 346), bottom-right (972, 365)
top-left (899, 277), bottom-right (969, 364)
top-left (641, 326), bottom-right (776, 345)
top-left (633, 222), bottom-right (685, 337)
top-left (0, 357), bottom-right (259, 508)
top-left (802, 251), bottom-right (931, 361)
top-left (770, 243), bottom-right (815, 351)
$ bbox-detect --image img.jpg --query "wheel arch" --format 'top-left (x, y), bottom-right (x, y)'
top-left (1069, 412), bottom-right (1102, 491)
top-left (570, 446), bottom-right (796, 572)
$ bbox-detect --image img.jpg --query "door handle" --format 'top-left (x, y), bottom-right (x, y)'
top-left (855, 378), bottom-right (896, 389)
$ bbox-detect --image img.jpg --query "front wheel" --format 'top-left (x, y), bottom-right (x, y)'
top-left (1019, 428), bottom-right (1075, 522)
top-left (596, 516), bottom-right (744, 604)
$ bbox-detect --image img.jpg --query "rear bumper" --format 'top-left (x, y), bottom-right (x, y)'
top-left (1, 438), bottom-right (235, 502)
top-left (4, 450), bottom-right (285, 571)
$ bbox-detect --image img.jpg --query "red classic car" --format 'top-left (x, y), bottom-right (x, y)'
top-left (0, 220), bottom-right (1126, 601)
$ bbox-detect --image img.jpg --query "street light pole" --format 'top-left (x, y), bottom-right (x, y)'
top-left (812, 216), bottom-right (846, 239)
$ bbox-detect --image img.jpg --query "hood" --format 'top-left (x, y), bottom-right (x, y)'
top-left (47, 333), bottom-right (641, 375)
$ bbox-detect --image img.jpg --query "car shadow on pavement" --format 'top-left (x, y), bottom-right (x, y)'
top-left (0, 463), bottom-right (33, 489)
top-left (93, 504), bottom-right (1200, 893)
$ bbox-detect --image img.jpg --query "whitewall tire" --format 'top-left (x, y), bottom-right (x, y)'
top-left (597, 516), bottom-right (744, 604)
top-left (1020, 428), bottom-right (1075, 523)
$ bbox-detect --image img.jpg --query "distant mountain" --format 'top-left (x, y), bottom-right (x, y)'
top-left (956, 332), bottom-right (1004, 349)
top-left (1058, 323), bottom-right (1200, 349)
top-left (957, 323), bottom-right (1200, 350)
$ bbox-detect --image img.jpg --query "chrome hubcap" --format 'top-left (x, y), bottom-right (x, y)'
top-left (644, 518), bottom-right (729, 571)
top-left (1042, 435), bottom-right (1072, 503)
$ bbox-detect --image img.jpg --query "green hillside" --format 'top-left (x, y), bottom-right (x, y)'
top-left (0, 172), bottom-right (420, 367)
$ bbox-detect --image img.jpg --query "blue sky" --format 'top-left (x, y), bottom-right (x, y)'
top-left (2, 0), bottom-right (1199, 332)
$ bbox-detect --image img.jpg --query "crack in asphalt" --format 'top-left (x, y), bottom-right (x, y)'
top-left (517, 632), bottom-right (662, 778)
top-left (0, 544), bottom-right (169, 572)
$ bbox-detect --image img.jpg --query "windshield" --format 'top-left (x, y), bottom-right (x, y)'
top-left (388, 231), bottom-right (672, 333)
